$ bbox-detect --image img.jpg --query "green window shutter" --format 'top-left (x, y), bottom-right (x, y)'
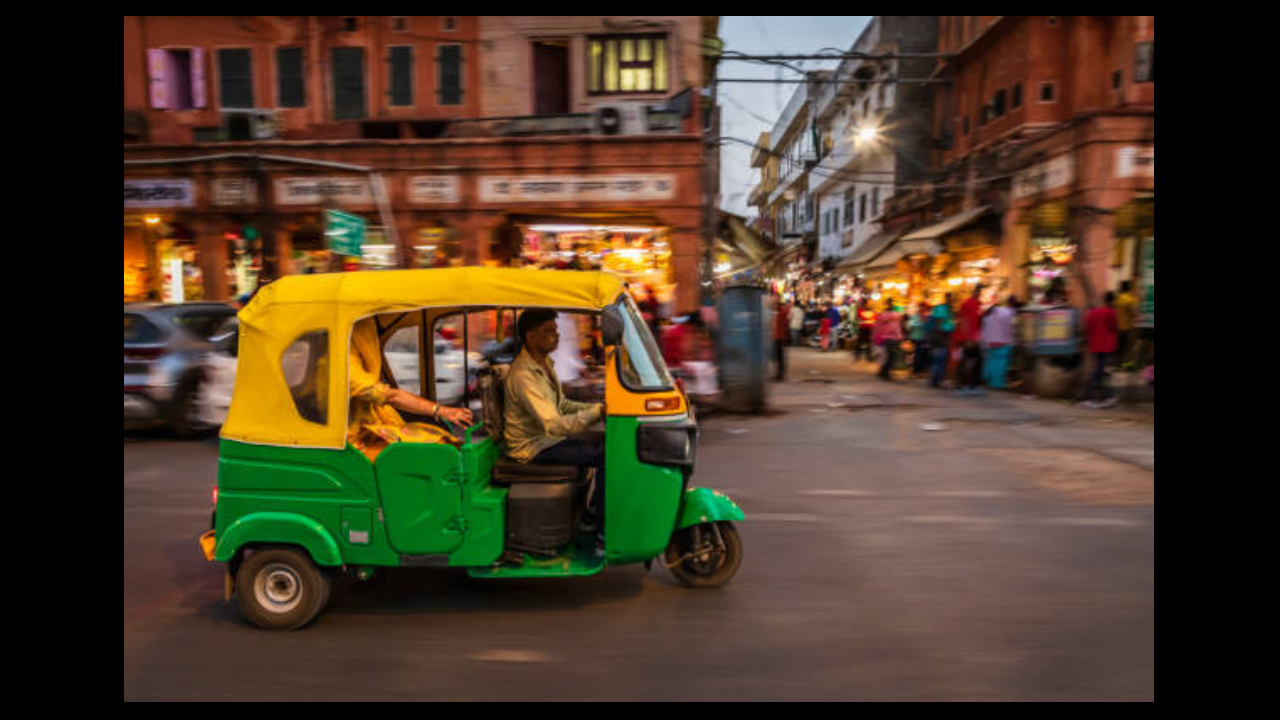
top-left (277, 47), bottom-right (306, 108)
top-left (218, 49), bottom-right (254, 108)
top-left (438, 45), bottom-right (462, 106)
top-left (333, 47), bottom-right (366, 120)
top-left (389, 46), bottom-right (414, 106)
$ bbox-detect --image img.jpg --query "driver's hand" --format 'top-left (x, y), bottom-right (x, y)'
top-left (441, 406), bottom-right (474, 427)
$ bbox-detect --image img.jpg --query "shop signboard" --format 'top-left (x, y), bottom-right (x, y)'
top-left (408, 176), bottom-right (462, 205)
top-left (125, 179), bottom-right (194, 209)
top-left (212, 178), bottom-right (258, 207)
top-left (276, 177), bottom-right (375, 207)
top-left (325, 209), bottom-right (365, 257)
top-left (478, 174), bottom-right (676, 204)
top-left (1033, 307), bottom-right (1079, 356)
top-left (1136, 237), bottom-right (1154, 329)
top-left (1013, 156), bottom-right (1074, 200)
top-left (1116, 146), bottom-right (1155, 179)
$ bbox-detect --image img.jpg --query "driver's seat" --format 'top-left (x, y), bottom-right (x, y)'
top-left (478, 364), bottom-right (580, 484)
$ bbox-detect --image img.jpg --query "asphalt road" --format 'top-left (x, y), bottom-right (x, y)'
top-left (123, 349), bottom-right (1154, 701)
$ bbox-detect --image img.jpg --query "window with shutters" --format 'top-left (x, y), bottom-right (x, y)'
top-left (859, 194), bottom-right (867, 224)
top-left (389, 46), bottom-right (414, 106)
top-left (333, 47), bottom-right (367, 120)
top-left (1134, 42), bottom-right (1154, 83)
top-left (844, 188), bottom-right (854, 228)
top-left (218, 48), bottom-right (254, 109)
top-left (277, 47), bottom-right (306, 108)
top-left (147, 48), bottom-right (207, 111)
top-left (438, 45), bottom-right (463, 106)
top-left (587, 34), bottom-right (668, 95)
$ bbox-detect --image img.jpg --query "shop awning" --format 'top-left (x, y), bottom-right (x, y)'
top-left (899, 205), bottom-right (993, 243)
top-left (714, 211), bottom-right (778, 277)
top-left (832, 231), bottom-right (900, 273)
top-left (722, 213), bottom-right (775, 265)
top-left (864, 236), bottom-right (944, 273)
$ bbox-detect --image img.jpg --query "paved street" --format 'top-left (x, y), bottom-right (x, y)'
top-left (123, 347), bottom-right (1153, 701)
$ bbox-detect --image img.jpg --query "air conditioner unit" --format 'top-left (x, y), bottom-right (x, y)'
top-left (593, 103), bottom-right (647, 136)
top-left (221, 109), bottom-right (280, 141)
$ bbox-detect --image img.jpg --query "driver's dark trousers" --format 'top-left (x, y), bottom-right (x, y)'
top-left (531, 431), bottom-right (605, 527)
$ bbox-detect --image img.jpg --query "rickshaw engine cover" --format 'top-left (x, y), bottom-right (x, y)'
top-left (505, 482), bottom-right (575, 556)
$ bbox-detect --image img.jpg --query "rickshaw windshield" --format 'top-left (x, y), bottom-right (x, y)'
top-left (617, 295), bottom-right (674, 391)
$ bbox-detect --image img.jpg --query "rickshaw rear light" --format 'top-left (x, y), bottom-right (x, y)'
top-left (646, 397), bottom-right (681, 412)
top-left (212, 486), bottom-right (218, 506)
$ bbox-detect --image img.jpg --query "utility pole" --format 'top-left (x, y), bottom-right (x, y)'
top-left (252, 156), bottom-right (279, 286)
top-left (702, 34), bottom-right (723, 309)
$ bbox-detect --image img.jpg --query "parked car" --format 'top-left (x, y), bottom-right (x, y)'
top-left (193, 322), bottom-right (479, 429)
top-left (124, 302), bottom-right (238, 437)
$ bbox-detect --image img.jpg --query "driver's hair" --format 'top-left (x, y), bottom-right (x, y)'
top-left (517, 308), bottom-right (558, 346)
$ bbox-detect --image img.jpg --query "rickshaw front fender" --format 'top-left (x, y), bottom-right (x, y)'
top-left (214, 511), bottom-right (344, 567)
top-left (675, 487), bottom-right (745, 530)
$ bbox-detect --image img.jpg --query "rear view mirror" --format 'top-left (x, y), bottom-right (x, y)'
top-left (602, 305), bottom-right (624, 346)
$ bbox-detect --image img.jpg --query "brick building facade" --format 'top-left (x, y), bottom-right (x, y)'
top-left (125, 16), bottom-right (719, 314)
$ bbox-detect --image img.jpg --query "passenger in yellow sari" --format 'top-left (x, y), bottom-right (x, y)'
top-left (348, 317), bottom-right (474, 460)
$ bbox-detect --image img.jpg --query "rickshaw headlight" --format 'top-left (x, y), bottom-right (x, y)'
top-left (637, 423), bottom-right (696, 468)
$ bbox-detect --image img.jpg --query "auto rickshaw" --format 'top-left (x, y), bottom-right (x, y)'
top-left (199, 267), bottom-right (744, 630)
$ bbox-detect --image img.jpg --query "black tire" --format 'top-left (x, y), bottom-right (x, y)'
top-left (235, 548), bottom-right (331, 630)
top-left (666, 522), bottom-right (742, 589)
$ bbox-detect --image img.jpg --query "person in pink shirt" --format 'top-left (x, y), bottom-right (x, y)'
top-left (1082, 292), bottom-right (1120, 408)
top-left (875, 301), bottom-right (904, 380)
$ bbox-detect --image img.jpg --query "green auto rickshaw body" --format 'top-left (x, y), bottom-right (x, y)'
top-left (214, 414), bottom-right (732, 577)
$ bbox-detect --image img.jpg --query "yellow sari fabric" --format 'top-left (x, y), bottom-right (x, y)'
top-left (348, 318), bottom-right (457, 460)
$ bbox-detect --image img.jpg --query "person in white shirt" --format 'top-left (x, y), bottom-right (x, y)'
top-left (788, 303), bottom-right (805, 346)
top-left (980, 297), bottom-right (1019, 390)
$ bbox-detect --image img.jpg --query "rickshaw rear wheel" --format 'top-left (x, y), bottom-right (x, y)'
top-left (666, 522), bottom-right (742, 589)
top-left (235, 547), bottom-right (331, 631)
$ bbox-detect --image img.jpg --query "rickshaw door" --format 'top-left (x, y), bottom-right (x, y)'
top-left (373, 443), bottom-right (466, 555)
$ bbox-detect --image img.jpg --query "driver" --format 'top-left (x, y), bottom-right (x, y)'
top-left (504, 308), bottom-right (606, 532)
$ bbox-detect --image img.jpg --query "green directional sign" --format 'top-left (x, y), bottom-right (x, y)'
top-left (325, 209), bottom-right (365, 257)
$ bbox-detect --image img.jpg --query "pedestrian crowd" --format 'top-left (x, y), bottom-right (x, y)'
top-left (771, 278), bottom-right (1138, 409)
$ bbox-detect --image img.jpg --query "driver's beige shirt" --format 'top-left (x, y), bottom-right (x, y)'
top-left (503, 348), bottom-right (603, 463)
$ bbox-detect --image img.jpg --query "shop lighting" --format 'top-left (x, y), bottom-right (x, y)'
top-left (361, 244), bottom-right (396, 250)
top-left (527, 224), bottom-right (658, 234)
top-left (145, 216), bottom-right (162, 225)
top-left (415, 245), bottom-right (438, 251)
top-left (871, 292), bottom-right (882, 301)
top-left (947, 277), bottom-right (963, 287)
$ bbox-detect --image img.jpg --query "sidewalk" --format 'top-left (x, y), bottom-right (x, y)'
top-left (768, 345), bottom-right (1155, 430)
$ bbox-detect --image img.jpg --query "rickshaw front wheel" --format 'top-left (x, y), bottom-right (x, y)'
top-left (235, 548), bottom-right (331, 631)
top-left (665, 522), bottom-right (742, 589)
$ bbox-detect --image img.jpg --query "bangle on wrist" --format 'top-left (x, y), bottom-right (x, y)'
top-left (433, 404), bottom-right (442, 422)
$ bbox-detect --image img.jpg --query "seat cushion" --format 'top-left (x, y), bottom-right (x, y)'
top-left (491, 457), bottom-right (580, 484)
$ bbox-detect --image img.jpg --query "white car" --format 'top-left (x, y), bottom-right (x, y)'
top-left (196, 321), bottom-right (474, 428)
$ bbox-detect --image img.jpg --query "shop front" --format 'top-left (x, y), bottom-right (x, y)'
top-left (895, 205), bottom-right (1004, 307)
top-left (506, 217), bottom-right (676, 314)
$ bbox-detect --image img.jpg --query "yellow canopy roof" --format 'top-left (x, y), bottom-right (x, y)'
top-left (223, 267), bottom-right (625, 449)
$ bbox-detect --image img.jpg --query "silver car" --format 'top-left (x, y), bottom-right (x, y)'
top-left (124, 302), bottom-right (238, 437)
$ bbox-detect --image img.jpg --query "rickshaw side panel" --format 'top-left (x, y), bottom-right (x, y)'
top-left (215, 440), bottom-right (399, 567)
top-left (604, 416), bottom-right (684, 565)
top-left (449, 434), bottom-right (507, 567)
top-left (373, 442), bottom-right (467, 556)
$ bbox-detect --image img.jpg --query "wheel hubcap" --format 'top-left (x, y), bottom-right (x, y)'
top-left (255, 564), bottom-right (303, 613)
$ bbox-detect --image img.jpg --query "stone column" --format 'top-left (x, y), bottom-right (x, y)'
top-left (195, 217), bottom-right (230, 302)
